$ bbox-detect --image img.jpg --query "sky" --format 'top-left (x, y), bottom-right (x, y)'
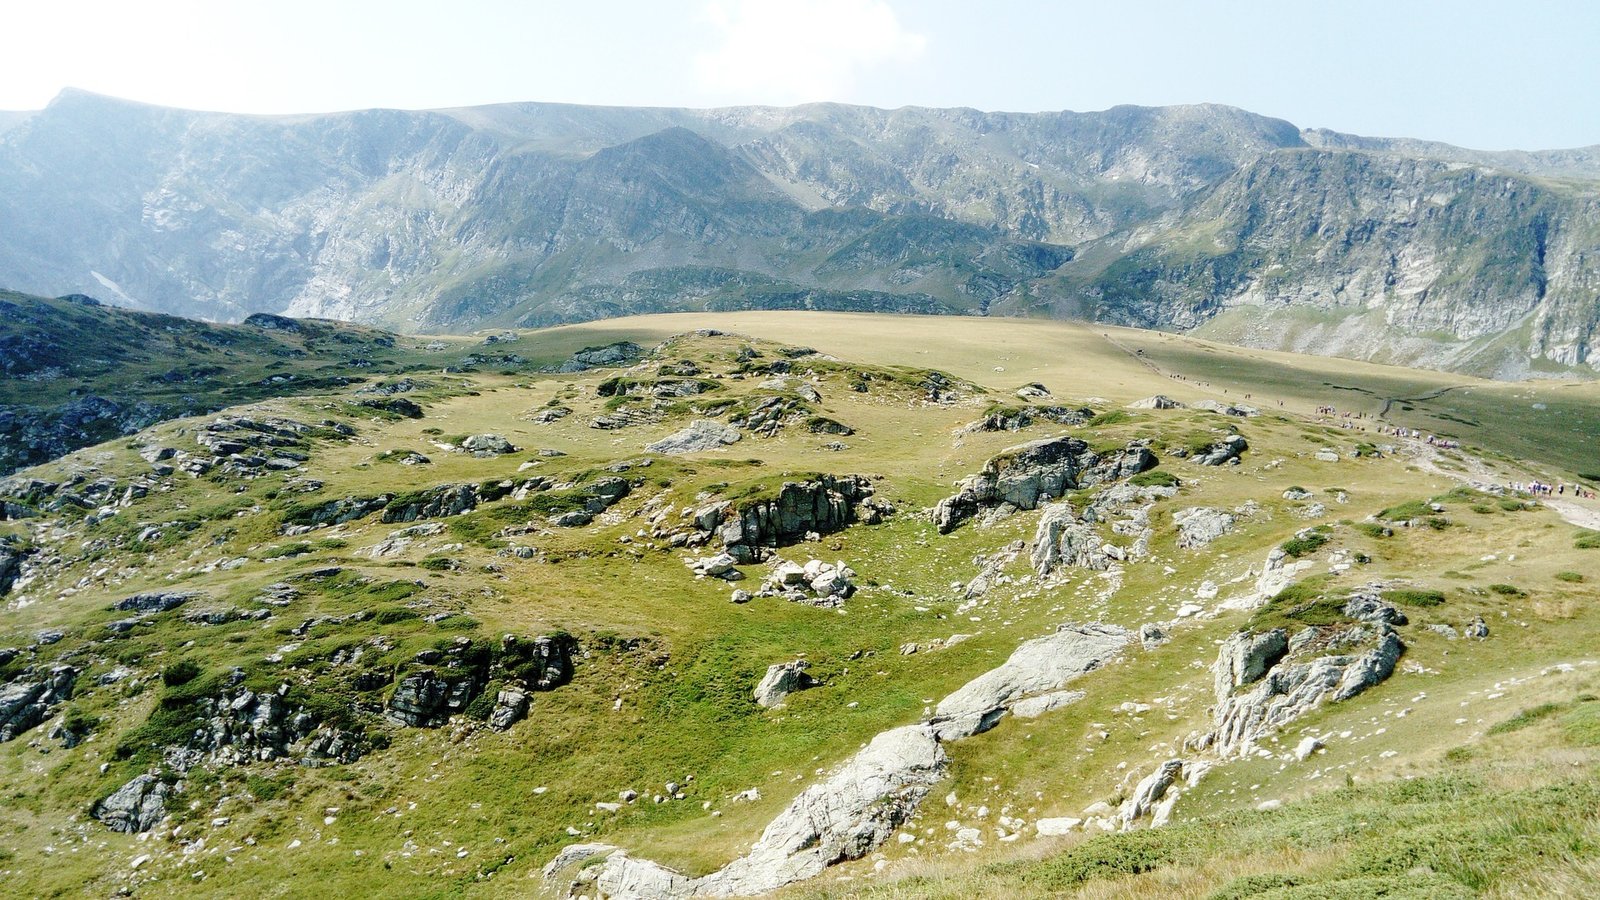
top-left (4, 0), bottom-right (1596, 151)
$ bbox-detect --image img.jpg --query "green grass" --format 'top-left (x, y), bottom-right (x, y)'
top-left (1382, 588), bottom-right (1446, 607)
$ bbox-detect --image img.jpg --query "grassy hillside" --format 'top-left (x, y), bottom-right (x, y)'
top-left (0, 312), bottom-right (1595, 898)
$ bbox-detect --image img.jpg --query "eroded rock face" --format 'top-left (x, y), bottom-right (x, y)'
top-left (1203, 628), bottom-right (1403, 758)
top-left (386, 633), bottom-right (575, 728)
top-left (93, 774), bottom-right (168, 834)
top-left (1031, 503), bottom-right (1112, 574)
top-left (0, 665), bottom-right (77, 742)
top-left (385, 671), bottom-right (480, 728)
top-left (753, 661), bottom-right (817, 708)
top-left (711, 476), bottom-right (877, 557)
top-left (282, 494), bottom-right (393, 530)
top-left (933, 436), bottom-right (1157, 534)
top-left (1118, 759), bottom-right (1185, 829)
top-left (381, 483), bottom-right (480, 523)
top-left (1213, 629), bottom-right (1288, 695)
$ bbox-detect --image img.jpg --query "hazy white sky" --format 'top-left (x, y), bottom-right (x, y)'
top-left (5, 0), bottom-right (1596, 150)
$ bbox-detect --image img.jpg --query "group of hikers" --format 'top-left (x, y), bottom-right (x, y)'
top-left (1514, 481), bottom-right (1595, 499)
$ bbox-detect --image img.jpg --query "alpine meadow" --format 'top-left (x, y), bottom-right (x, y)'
top-left (3, 7), bottom-right (1600, 899)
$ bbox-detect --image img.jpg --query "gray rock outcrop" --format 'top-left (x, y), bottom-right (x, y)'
top-left (1213, 629), bottom-right (1288, 694)
top-left (933, 436), bottom-right (1158, 533)
top-left (93, 774), bottom-right (169, 834)
top-left (753, 661), bottom-right (818, 708)
top-left (1127, 394), bottom-right (1184, 410)
top-left (1173, 506), bottom-right (1236, 549)
top-left (647, 420), bottom-right (742, 455)
top-left (1031, 503), bottom-right (1112, 574)
top-left (708, 475), bottom-right (878, 559)
top-left (1188, 434), bottom-right (1249, 466)
top-left (0, 665), bottom-right (77, 741)
top-left (1203, 628), bottom-right (1403, 758)
top-left (931, 623), bottom-right (1131, 740)
top-left (381, 483), bottom-right (481, 523)
top-left (460, 433), bottom-right (516, 456)
top-left (1117, 759), bottom-right (1185, 829)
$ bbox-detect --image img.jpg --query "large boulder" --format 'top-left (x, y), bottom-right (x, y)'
top-left (93, 774), bottom-right (169, 833)
top-left (460, 433), bottom-right (517, 456)
top-left (754, 661), bottom-right (817, 708)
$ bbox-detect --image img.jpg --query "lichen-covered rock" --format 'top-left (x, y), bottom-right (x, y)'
top-left (93, 774), bottom-right (168, 834)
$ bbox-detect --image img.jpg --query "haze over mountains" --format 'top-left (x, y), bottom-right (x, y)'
top-left (2, 88), bottom-right (1598, 379)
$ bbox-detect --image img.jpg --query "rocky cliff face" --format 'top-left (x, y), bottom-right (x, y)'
top-left (2, 91), bottom-right (1597, 375)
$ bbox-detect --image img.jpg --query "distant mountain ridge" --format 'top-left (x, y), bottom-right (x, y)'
top-left (1, 89), bottom-right (1597, 378)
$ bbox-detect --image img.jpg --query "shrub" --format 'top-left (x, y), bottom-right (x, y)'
top-left (1379, 499), bottom-right (1432, 520)
top-left (1129, 469), bottom-right (1179, 488)
top-left (1281, 530), bottom-right (1331, 558)
top-left (1488, 702), bottom-right (1562, 735)
top-left (373, 607), bottom-right (418, 625)
top-left (160, 660), bottom-right (202, 687)
top-left (1087, 410), bottom-right (1130, 427)
top-left (463, 681), bottom-right (502, 721)
top-left (1555, 571), bottom-right (1584, 583)
top-left (1575, 530), bottom-right (1600, 550)
top-left (1383, 588), bottom-right (1447, 607)
top-left (1353, 522), bottom-right (1392, 539)
top-left (1488, 583), bottom-right (1525, 596)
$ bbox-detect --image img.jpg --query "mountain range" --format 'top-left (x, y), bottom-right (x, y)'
top-left (2, 89), bottom-right (1598, 379)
